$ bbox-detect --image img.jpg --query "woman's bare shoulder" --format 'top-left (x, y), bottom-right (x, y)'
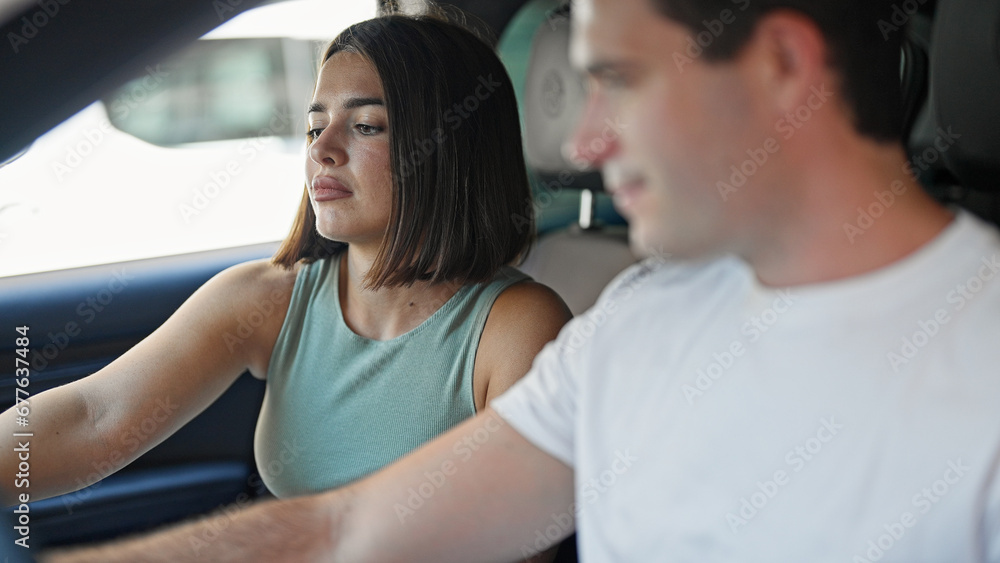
top-left (473, 281), bottom-right (573, 409)
top-left (484, 280), bottom-right (573, 355)
top-left (215, 258), bottom-right (301, 301)
top-left (207, 258), bottom-right (302, 379)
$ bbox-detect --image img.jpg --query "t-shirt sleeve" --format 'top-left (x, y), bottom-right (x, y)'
top-left (490, 317), bottom-right (583, 468)
top-left (491, 260), bottom-right (663, 468)
top-left (986, 463), bottom-right (1000, 562)
top-left (492, 260), bottom-right (663, 468)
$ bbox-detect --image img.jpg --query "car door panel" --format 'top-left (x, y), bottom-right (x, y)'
top-left (0, 243), bottom-right (277, 548)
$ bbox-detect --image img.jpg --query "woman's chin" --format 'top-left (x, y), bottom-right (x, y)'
top-left (315, 227), bottom-right (374, 248)
top-left (316, 229), bottom-right (347, 244)
top-left (312, 221), bottom-right (342, 241)
top-left (314, 218), bottom-right (387, 248)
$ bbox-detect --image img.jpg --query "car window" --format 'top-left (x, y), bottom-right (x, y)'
top-left (108, 38), bottom-right (300, 146)
top-left (0, 0), bottom-right (377, 278)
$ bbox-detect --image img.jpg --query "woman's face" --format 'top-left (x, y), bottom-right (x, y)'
top-left (305, 51), bottom-right (392, 247)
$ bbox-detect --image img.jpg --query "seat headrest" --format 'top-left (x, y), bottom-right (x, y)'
top-left (522, 9), bottom-right (603, 191)
top-left (930, 0), bottom-right (1000, 192)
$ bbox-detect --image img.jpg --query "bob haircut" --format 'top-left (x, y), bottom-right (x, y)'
top-left (273, 15), bottom-right (534, 289)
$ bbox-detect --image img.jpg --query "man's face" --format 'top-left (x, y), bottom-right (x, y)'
top-left (569, 0), bottom-right (774, 258)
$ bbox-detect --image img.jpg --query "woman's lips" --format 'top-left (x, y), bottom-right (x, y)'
top-left (312, 176), bottom-right (353, 201)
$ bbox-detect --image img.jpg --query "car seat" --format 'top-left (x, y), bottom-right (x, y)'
top-left (499, 0), bottom-right (638, 316)
top-left (907, 0), bottom-right (1000, 224)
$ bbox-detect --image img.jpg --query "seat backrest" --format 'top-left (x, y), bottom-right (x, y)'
top-left (930, 0), bottom-right (1000, 195)
top-left (908, 0), bottom-right (1000, 225)
top-left (502, 0), bottom-right (637, 315)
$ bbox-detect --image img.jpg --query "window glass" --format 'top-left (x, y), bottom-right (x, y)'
top-left (0, 0), bottom-right (377, 277)
top-left (109, 38), bottom-right (293, 146)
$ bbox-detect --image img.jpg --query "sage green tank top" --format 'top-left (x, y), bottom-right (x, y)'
top-left (254, 253), bottom-right (529, 498)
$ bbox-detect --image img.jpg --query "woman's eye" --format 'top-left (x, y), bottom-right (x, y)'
top-left (355, 123), bottom-right (383, 136)
top-left (306, 128), bottom-right (323, 142)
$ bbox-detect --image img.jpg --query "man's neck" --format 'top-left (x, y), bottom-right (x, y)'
top-left (744, 140), bottom-right (955, 287)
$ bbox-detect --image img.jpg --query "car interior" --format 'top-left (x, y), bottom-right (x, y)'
top-left (1, 0), bottom-right (998, 559)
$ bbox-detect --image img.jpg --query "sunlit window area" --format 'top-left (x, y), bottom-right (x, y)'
top-left (0, 0), bottom-right (377, 277)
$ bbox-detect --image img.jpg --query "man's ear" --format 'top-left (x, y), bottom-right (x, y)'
top-left (741, 9), bottom-right (832, 116)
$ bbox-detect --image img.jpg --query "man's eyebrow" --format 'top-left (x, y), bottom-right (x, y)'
top-left (307, 97), bottom-right (385, 113)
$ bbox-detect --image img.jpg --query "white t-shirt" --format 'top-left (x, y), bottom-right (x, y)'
top-left (493, 211), bottom-right (1000, 562)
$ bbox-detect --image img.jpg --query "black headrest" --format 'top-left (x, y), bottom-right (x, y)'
top-left (522, 9), bottom-right (603, 191)
top-left (930, 0), bottom-right (1000, 192)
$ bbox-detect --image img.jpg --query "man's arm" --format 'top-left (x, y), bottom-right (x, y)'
top-left (41, 407), bottom-right (575, 563)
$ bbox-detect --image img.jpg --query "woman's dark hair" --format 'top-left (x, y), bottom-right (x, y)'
top-left (273, 15), bottom-right (534, 288)
top-left (648, 0), bottom-right (905, 143)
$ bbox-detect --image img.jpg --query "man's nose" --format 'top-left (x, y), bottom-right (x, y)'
top-left (565, 89), bottom-right (620, 169)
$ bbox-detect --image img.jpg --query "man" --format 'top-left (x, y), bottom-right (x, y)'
top-left (45, 0), bottom-right (1000, 560)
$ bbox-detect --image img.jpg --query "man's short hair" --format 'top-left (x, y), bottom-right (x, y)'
top-left (649, 0), bottom-right (904, 143)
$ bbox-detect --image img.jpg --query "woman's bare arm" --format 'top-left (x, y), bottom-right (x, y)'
top-left (0, 259), bottom-right (294, 505)
top-left (41, 407), bottom-right (575, 563)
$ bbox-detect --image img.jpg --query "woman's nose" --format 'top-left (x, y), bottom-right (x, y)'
top-left (308, 128), bottom-right (347, 166)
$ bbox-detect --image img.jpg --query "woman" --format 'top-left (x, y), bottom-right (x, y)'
top-left (0, 14), bottom-right (570, 512)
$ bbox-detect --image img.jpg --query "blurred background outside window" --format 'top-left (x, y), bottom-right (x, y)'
top-left (0, 0), bottom-right (378, 277)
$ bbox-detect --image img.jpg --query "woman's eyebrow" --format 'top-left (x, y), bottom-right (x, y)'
top-left (343, 97), bottom-right (384, 109)
top-left (307, 97), bottom-right (385, 114)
